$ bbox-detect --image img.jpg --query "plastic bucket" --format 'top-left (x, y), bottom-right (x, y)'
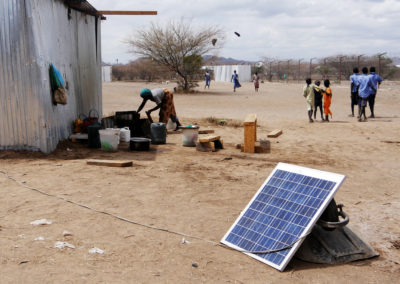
top-left (166, 118), bottom-right (177, 130)
top-left (120, 127), bottom-right (131, 142)
top-left (180, 125), bottom-right (199, 147)
top-left (99, 129), bottom-right (120, 152)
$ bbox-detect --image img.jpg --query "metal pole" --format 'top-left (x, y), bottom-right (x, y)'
top-left (309, 58), bottom-right (315, 78)
top-left (269, 62), bottom-right (272, 82)
top-left (286, 60), bottom-right (291, 83)
top-left (377, 52), bottom-right (387, 75)
top-left (298, 59), bottom-right (303, 83)
top-left (357, 54), bottom-right (364, 70)
top-left (277, 61), bottom-right (281, 81)
top-left (338, 56), bottom-right (345, 84)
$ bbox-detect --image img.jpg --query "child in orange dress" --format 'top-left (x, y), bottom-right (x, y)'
top-left (322, 79), bottom-right (332, 122)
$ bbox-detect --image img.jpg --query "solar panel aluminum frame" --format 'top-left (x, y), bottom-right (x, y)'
top-left (221, 162), bottom-right (346, 271)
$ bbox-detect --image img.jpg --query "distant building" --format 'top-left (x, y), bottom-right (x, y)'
top-left (0, 0), bottom-right (102, 153)
top-left (202, 65), bottom-right (252, 82)
top-left (102, 65), bottom-right (112, 82)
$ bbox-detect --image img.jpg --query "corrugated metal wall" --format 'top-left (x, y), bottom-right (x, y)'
top-left (0, 0), bottom-right (102, 153)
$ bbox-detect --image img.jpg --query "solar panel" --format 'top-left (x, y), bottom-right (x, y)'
top-left (221, 163), bottom-right (345, 271)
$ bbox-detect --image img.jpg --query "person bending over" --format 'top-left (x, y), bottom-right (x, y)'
top-left (137, 88), bottom-right (181, 130)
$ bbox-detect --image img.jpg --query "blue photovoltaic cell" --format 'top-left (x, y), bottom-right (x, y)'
top-left (222, 164), bottom-right (344, 271)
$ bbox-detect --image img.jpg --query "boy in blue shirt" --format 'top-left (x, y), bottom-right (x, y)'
top-left (357, 67), bottom-right (376, 122)
top-left (368, 66), bottom-right (383, 118)
top-left (349, 67), bottom-right (360, 117)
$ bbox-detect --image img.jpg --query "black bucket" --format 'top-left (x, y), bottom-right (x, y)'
top-left (130, 137), bottom-right (151, 151)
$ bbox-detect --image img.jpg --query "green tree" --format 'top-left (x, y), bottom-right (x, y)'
top-left (126, 20), bottom-right (224, 91)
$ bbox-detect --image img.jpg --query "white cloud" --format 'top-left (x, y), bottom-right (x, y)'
top-left (90, 0), bottom-right (400, 63)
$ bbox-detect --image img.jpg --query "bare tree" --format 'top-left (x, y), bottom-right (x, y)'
top-left (126, 20), bottom-right (224, 90)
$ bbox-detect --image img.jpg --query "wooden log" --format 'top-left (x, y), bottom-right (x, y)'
top-left (69, 133), bottom-right (88, 140)
top-left (199, 135), bottom-right (220, 143)
top-left (267, 129), bottom-right (283, 138)
top-left (97, 11), bottom-right (157, 15)
top-left (86, 160), bottom-right (133, 167)
top-left (198, 130), bottom-right (215, 134)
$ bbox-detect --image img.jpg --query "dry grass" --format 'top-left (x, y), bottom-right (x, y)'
top-left (203, 116), bottom-right (243, 128)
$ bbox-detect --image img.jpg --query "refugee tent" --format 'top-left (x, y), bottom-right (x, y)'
top-left (102, 65), bottom-right (112, 82)
top-left (0, 0), bottom-right (102, 153)
top-left (203, 65), bottom-right (252, 82)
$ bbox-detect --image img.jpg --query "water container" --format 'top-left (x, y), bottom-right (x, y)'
top-left (99, 129), bottom-right (120, 152)
top-left (88, 122), bottom-right (102, 148)
top-left (120, 127), bottom-right (131, 142)
top-left (180, 125), bottom-right (199, 147)
top-left (150, 123), bottom-right (167, 144)
top-left (166, 118), bottom-right (177, 130)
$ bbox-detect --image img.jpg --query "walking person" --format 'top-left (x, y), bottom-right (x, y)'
top-left (253, 72), bottom-right (260, 92)
top-left (231, 70), bottom-right (241, 92)
top-left (204, 70), bottom-right (211, 89)
top-left (368, 66), bottom-right (383, 118)
top-left (303, 78), bottom-right (315, 123)
top-left (313, 80), bottom-right (324, 121)
top-left (349, 67), bottom-right (360, 117)
top-left (357, 67), bottom-right (376, 122)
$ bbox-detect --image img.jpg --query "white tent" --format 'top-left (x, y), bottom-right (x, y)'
top-left (102, 66), bottom-right (112, 82)
top-left (203, 65), bottom-right (252, 82)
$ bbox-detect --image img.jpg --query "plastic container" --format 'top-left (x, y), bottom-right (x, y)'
top-left (130, 137), bottom-right (151, 151)
top-left (114, 111), bottom-right (140, 130)
top-left (180, 125), bottom-right (199, 147)
top-left (150, 123), bottom-right (167, 144)
top-left (99, 129), bottom-right (120, 152)
top-left (88, 122), bottom-right (102, 148)
top-left (166, 118), bottom-right (177, 130)
top-left (120, 127), bottom-right (131, 142)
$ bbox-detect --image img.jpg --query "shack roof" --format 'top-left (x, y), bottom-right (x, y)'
top-left (64, 0), bottom-right (98, 16)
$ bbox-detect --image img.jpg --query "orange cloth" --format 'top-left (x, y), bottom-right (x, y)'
top-left (159, 89), bottom-right (177, 123)
top-left (323, 87), bottom-right (332, 117)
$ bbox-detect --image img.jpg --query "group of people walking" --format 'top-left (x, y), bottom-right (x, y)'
top-left (303, 79), bottom-right (333, 123)
top-left (303, 66), bottom-right (383, 123)
top-left (350, 66), bottom-right (382, 121)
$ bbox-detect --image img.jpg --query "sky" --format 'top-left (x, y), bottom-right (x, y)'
top-left (90, 0), bottom-right (400, 64)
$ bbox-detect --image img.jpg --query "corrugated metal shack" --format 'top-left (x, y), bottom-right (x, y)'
top-left (0, 0), bottom-right (102, 153)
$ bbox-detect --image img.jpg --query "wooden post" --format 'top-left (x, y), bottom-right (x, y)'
top-left (97, 11), bottom-right (157, 15)
top-left (243, 114), bottom-right (257, 153)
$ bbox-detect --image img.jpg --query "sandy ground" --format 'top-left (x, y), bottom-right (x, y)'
top-left (1, 80), bottom-right (399, 283)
